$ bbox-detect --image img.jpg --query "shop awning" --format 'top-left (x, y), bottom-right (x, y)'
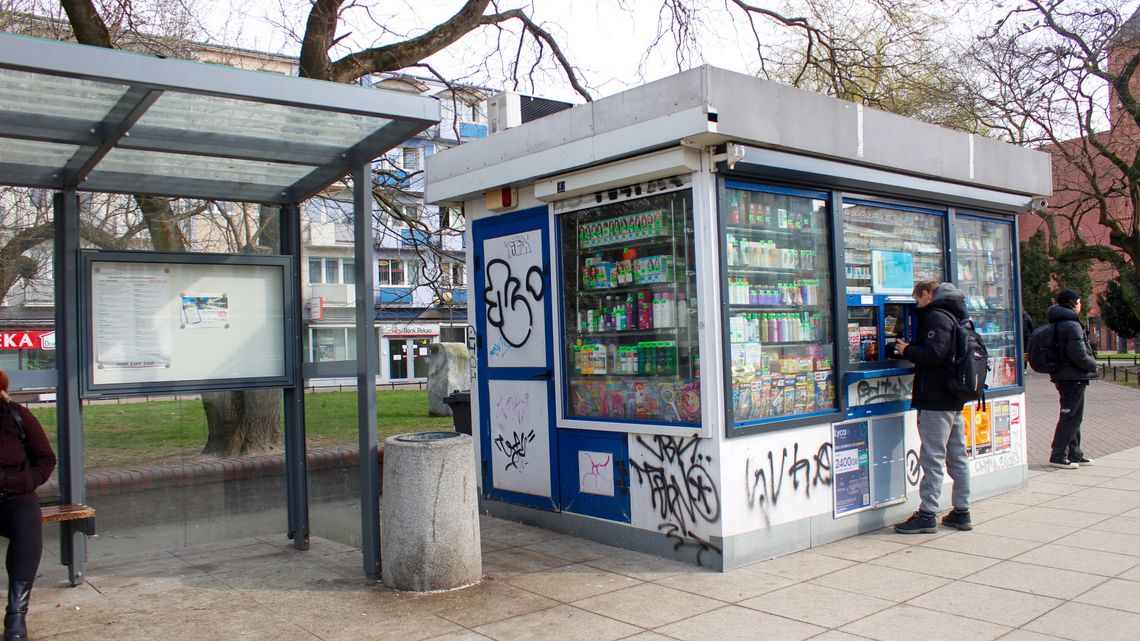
top-left (0, 33), bottom-right (439, 204)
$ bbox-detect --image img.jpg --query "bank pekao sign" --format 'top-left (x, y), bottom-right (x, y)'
top-left (381, 325), bottom-right (437, 337)
top-left (0, 331), bottom-right (55, 350)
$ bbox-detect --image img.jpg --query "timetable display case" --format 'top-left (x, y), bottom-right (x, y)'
top-left (721, 184), bottom-right (837, 426)
top-left (955, 217), bottom-right (1019, 388)
top-left (560, 187), bottom-right (701, 426)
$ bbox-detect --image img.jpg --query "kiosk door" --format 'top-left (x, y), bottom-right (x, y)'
top-left (473, 206), bottom-right (559, 510)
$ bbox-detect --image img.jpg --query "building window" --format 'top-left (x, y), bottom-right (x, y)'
top-left (378, 259), bottom-right (419, 286)
top-left (309, 258), bottom-right (353, 284)
top-left (402, 147), bottom-right (419, 170)
top-left (440, 207), bottom-right (464, 231)
top-left (447, 263), bottom-right (465, 286)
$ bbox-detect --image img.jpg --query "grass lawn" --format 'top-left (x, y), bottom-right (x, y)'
top-left (27, 389), bottom-right (454, 471)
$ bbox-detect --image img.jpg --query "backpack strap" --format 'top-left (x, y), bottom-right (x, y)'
top-left (4, 403), bottom-right (27, 442)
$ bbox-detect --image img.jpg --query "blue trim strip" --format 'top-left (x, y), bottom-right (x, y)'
top-left (845, 367), bottom-right (914, 381)
top-left (732, 408), bottom-right (839, 429)
top-left (845, 399), bottom-right (912, 419)
top-left (843, 197), bottom-right (946, 216)
top-left (724, 180), bottom-right (829, 201)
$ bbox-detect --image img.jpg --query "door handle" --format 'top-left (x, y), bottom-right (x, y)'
top-left (531, 369), bottom-right (552, 380)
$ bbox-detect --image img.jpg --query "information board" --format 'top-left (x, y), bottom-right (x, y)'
top-left (80, 251), bottom-right (293, 396)
top-left (833, 420), bottom-right (872, 516)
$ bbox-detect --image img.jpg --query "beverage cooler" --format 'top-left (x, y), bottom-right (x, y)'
top-left (426, 66), bottom-right (1049, 570)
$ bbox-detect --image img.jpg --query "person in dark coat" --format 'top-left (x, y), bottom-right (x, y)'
top-left (1046, 289), bottom-right (1099, 469)
top-left (0, 369), bottom-right (56, 641)
top-left (891, 281), bottom-right (972, 533)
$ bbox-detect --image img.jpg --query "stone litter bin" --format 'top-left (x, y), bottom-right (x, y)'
top-left (380, 432), bottom-right (481, 591)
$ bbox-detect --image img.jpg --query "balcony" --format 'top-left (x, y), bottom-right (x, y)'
top-left (306, 221), bottom-right (353, 247)
top-left (309, 283), bottom-right (352, 306)
top-left (376, 287), bottom-right (414, 305)
top-left (400, 229), bottom-right (432, 246)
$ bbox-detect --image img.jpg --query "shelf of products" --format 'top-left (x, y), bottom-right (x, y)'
top-left (843, 203), bottom-right (945, 295)
top-left (956, 219), bottom-right (1019, 388)
top-left (560, 187), bottom-right (700, 425)
top-left (722, 186), bottom-right (837, 425)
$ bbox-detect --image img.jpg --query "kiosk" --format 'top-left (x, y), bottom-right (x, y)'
top-left (426, 66), bottom-right (1050, 570)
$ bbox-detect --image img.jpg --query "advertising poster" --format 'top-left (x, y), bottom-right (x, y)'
top-left (872, 250), bottom-right (915, 295)
top-left (961, 404), bottom-right (975, 456)
top-left (180, 293), bottom-right (229, 329)
top-left (991, 400), bottom-right (1011, 452)
top-left (973, 402), bottom-right (993, 456)
top-left (833, 421), bottom-right (872, 516)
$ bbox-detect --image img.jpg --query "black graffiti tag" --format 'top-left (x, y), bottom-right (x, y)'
top-left (494, 429), bottom-right (536, 471)
top-left (630, 435), bottom-right (722, 565)
top-left (856, 377), bottom-right (913, 405)
top-left (905, 449), bottom-right (921, 486)
top-left (746, 442), bottom-right (833, 514)
top-left (483, 258), bottom-right (545, 349)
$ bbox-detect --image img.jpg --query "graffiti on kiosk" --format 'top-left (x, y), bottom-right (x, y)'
top-left (745, 441), bottom-right (833, 523)
top-left (853, 375), bottom-right (913, 406)
top-left (484, 258), bottom-right (545, 350)
top-left (905, 449), bottom-right (921, 486)
top-left (971, 450), bottom-right (1019, 476)
top-left (494, 429), bottom-right (536, 471)
top-left (503, 235), bottom-right (534, 258)
top-left (580, 452), bottom-right (613, 495)
top-left (630, 435), bottom-right (722, 565)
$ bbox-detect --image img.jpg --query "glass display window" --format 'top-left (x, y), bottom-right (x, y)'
top-left (558, 184), bottom-right (700, 426)
top-left (843, 200), bottom-right (946, 295)
top-left (955, 216), bottom-right (1018, 389)
top-left (721, 183), bottom-right (836, 427)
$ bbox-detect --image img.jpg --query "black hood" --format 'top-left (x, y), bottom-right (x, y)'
top-left (1047, 304), bottom-right (1081, 324)
top-left (927, 282), bottom-right (968, 320)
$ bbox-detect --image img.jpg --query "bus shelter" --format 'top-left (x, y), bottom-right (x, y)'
top-left (0, 32), bottom-right (439, 582)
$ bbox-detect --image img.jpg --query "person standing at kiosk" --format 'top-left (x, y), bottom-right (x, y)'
top-left (890, 281), bottom-right (972, 533)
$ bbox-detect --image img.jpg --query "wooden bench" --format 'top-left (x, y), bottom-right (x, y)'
top-left (41, 504), bottom-right (97, 536)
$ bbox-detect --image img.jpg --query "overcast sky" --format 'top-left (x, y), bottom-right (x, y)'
top-left (198, 0), bottom-right (1137, 103)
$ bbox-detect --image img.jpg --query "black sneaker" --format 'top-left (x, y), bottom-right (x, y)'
top-left (895, 510), bottom-right (938, 534)
top-left (1070, 457), bottom-right (1095, 466)
top-left (1048, 458), bottom-right (1078, 469)
top-left (941, 509), bottom-right (973, 531)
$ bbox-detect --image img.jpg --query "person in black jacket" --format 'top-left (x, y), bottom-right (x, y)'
top-left (0, 369), bottom-right (56, 641)
top-left (891, 281), bottom-right (972, 534)
top-left (1046, 289), bottom-right (1099, 469)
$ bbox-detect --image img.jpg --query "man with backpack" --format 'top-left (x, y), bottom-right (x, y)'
top-left (891, 281), bottom-right (973, 534)
top-left (1044, 288), bottom-right (1099, 469)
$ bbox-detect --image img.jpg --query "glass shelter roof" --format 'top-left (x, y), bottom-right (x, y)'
top-left (0, 33), bottom-right (440, 204)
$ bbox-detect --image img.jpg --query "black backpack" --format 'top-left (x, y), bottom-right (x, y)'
top-left (936, 309), bottom-right (990, 408)
top-left (1027, 323), bottom-right (1061, 374)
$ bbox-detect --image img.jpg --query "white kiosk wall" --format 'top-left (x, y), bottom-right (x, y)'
top-left (81, 251), bottom-right (291, 395)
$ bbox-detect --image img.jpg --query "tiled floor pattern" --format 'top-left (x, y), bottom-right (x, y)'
top-left (23, 447), bottom-right (1140, 640)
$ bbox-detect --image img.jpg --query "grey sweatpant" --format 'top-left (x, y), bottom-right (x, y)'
top-left (917, 409), bottom-right (971, 513)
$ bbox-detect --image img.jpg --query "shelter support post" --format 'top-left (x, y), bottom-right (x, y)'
top-left (53, 190), bottom-right (86, 586)
top-left (281, 203), bottom-right (310, 550)
top-left (353, 162), bottom-right (381, 579)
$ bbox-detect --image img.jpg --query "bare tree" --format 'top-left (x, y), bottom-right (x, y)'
top-left (970, 0), bottom-right (1140, 331)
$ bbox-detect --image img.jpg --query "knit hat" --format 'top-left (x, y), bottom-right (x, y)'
top-left (1056, 288), bottom-right (1081, 308)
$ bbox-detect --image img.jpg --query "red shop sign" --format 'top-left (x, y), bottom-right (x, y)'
top-left (0, 331), bottom-right (55, 351)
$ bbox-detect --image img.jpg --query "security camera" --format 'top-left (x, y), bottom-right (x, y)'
top-left (1030, 198), bottom-right (1048, 212)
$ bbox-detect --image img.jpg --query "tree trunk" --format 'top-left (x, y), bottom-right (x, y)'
top-left (201, 389), bottom-right (283, 456)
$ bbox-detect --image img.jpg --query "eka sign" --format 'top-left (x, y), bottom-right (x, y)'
top-left (0, 331), bottom-right (55, 350)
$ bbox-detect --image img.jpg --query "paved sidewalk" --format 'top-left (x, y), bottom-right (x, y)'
top-left (25, 444), bottom-right (1140, 641)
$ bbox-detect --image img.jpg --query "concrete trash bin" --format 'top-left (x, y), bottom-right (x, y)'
top-left (380, 431), bottom-right (481, 591)
top-left (443, 390), bottom-right (472, 434)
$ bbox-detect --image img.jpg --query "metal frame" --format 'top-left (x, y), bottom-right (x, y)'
top-left (76, 250), bottom-right (296, 397)
top-left (0, 33), bottom-right (439, 583)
